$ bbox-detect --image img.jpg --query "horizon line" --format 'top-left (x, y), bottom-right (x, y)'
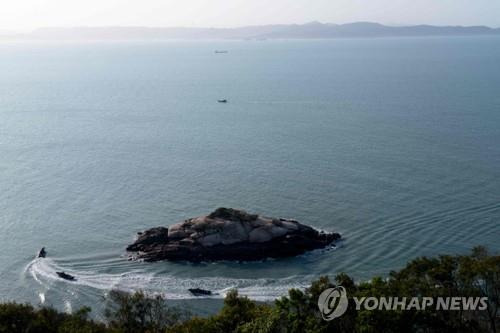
top-left (4, 21), bottom-right (500, 34)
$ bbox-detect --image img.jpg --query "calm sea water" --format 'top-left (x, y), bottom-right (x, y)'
top-left (0, 37), bottom-right (499, 316)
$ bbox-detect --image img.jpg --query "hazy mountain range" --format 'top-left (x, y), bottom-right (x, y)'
top-left (2, 22), bottom-right (500, 40)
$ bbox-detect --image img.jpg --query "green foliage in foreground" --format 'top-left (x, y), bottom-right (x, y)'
top-left (0, 305), bottom-right (106, 333)
top-left (0, 246), bottom-right (498, 333)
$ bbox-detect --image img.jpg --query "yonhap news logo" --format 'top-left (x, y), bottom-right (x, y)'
top-left (317, 286), bottom-right (349, 320)
top-left (318, 286), bottom-right (488, 321)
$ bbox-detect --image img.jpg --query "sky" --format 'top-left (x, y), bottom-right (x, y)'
top-left (1, 0), bottom-right (500, 32)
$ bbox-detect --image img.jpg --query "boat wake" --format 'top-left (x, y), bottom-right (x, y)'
top-left (24, 258), bottom-right (306, 301)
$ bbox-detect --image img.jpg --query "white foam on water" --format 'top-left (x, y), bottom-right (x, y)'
top-left (64, 300), bottom-right (72, 314)
top-left (25, 258), bottom-right (305, 301)
top-left (39, 293), bottom-right (45, 304)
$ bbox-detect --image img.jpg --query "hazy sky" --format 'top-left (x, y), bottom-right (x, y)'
top-left (2, 0), bottom-right (500, 32)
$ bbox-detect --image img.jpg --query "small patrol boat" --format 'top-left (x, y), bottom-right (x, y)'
top-left (188, 288), bottom-right (212, 296)
top-left (38, 247), bottom-right (47, 258)
top-left (56, 272), bottom-right (76, 281)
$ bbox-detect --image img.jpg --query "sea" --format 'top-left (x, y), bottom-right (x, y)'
top-left (0, 36), bottom-right (499, 317)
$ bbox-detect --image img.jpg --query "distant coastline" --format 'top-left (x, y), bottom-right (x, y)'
top-left (2, 21), bottom-right (500, 41)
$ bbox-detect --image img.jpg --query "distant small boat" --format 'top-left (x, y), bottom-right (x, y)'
top-left (218, 99), bottom-right (228, 103)
top-left (215, 50), bottom-right (228, 54)
top-left (38, 247), bottom-right (46, 258)
top-left (188, 288), bottom-right (213, 296)
top-left (56, 271), bottom-right (76, 281)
